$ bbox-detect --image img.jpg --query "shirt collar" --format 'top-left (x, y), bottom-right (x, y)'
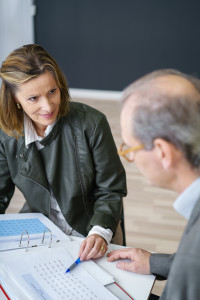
top-left (24, 113), bottom-right (56, 148)
top-left (173, 177), bottom-right (200, 220)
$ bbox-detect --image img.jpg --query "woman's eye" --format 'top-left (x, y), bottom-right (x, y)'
top-left (49, 88), bottom-right (56, 94)
top-left (28, 96), bottom-right (37, 101)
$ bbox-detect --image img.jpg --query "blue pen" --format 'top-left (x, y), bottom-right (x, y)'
top-left (66, 257), bottom-right (81, 273)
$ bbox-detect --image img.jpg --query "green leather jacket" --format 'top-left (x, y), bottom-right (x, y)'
top-left (0, 102), bottom-right (127, 236)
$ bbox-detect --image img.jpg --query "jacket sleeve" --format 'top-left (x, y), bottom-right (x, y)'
top-left (88, 114), bottom-right (127, 235)
top-left (0, 141), bottom-right (15, 213)
top-left (150, 253), bottom-right (176, 280)
top-left (161, 253), bottom-right (200, 300)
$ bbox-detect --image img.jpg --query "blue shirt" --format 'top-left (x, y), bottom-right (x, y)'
top-left (173, 177), bottom-right (200, 220)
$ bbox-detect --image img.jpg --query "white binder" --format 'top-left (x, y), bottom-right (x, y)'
top-left (0, 213), bottom-right (116, 300)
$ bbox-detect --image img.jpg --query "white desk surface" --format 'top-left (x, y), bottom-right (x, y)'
top-left (71, 237), bottom-right (155, 300)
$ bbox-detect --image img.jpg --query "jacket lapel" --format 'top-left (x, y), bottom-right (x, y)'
top-left (17, 141), bottom-right (49, 191)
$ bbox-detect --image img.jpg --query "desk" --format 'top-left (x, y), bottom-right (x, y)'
top-left (71, 237), bottom-right (155, 300)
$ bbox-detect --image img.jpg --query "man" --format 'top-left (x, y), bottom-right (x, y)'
top-left (107, 69), bottom-right (200, 299)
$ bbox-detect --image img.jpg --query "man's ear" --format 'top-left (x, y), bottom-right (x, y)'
top-left (153, 138), bottom-right (175, 170)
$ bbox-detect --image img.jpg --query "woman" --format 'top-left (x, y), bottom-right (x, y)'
top-left (0, 44), bottom-right (127, 260)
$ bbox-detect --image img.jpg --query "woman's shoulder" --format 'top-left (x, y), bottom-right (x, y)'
top-left (0, 129), bottom-right (12, 143)
top-left (0, 129), bottom-right (22, 145)
top-left (61, 101), bottom-right (108, 133)
top-left (69, 101), bottom-right (105, 118)
top-left (67, 101), bottom-right (107, 124)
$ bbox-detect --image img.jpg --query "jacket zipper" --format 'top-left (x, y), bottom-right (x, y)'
top-left (74, 136), bottom-right (90, 217)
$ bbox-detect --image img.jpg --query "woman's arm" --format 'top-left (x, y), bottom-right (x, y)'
top-left (88, 114), bottom-right (127, 233)
top-left (79, 113), bottom-right (127, 260)
top-left (0, 142), bottom-right (15, 213)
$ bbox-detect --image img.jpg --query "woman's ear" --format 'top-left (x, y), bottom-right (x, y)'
top-left (153, 138), bottom-right (175, 170)
top-left (13, 94), bottom-right (18, 103)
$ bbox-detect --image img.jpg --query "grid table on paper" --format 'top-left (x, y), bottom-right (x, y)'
top-left (0, 219), bottom-right (46, 237)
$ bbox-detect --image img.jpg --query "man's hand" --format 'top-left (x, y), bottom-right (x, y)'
top-left (79, 234), bottom-right (108, 261)
top-left (107, 248), bottom-right (151, 274)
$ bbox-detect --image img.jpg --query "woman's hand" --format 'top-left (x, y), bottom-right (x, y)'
top-left (107, 248), bottom-right (151, 274)
top-left (79, 234), bottom-right (108, 261)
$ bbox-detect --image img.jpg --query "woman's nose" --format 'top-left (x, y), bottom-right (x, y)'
top-left (40, 96), bottom-right (52, 110)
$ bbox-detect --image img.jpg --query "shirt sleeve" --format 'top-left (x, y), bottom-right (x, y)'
top-left (87, 225), bottom-right (113, 245)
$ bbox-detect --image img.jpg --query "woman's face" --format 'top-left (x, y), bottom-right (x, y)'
top-left (15, 71), bottom-right (61, 136)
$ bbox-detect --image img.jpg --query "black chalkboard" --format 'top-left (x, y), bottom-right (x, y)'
top-left (34, 0), bottom-right (200, 91)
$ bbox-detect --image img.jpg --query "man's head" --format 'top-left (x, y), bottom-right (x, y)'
top-left (120, 69), bottom-right (200, 192)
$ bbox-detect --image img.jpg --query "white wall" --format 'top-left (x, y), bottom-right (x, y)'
top-left (0, 0), bottom-right (35, 65)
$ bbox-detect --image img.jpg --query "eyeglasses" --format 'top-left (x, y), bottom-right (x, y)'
top-left (118, 142), bottom-right (144, 162)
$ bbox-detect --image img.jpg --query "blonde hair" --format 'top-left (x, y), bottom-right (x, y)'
top-left (0, 44), bottom-right (70, 138)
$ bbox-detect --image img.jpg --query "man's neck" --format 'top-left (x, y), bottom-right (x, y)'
top-left (172, 166), bottom-right (200, 194)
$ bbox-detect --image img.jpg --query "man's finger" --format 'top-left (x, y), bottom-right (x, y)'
top-left (107, 249), bottom-right (132, 261)
top-left (116, 262), bottom-right (135, 272)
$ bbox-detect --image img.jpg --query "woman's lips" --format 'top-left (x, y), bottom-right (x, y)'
top-left (40, 111), bottom-right (54, 119)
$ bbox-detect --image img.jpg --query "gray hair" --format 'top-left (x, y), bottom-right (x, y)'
top-left (122, 69), bottom-right (200, 168)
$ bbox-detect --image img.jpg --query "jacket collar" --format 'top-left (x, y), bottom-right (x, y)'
top-left (185, 194), bottom-right (200, 233)
top-left (174, 177), bottom-right (200, 220)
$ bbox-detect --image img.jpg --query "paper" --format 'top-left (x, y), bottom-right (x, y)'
top-left (0, 246), bottom-right (118, 300)
top-left (95, 243), bottom-right (155, 300)
top-left (0, 213), bottom-right (70, 251)
top-left (59, 240), bottom-right (115, 286)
